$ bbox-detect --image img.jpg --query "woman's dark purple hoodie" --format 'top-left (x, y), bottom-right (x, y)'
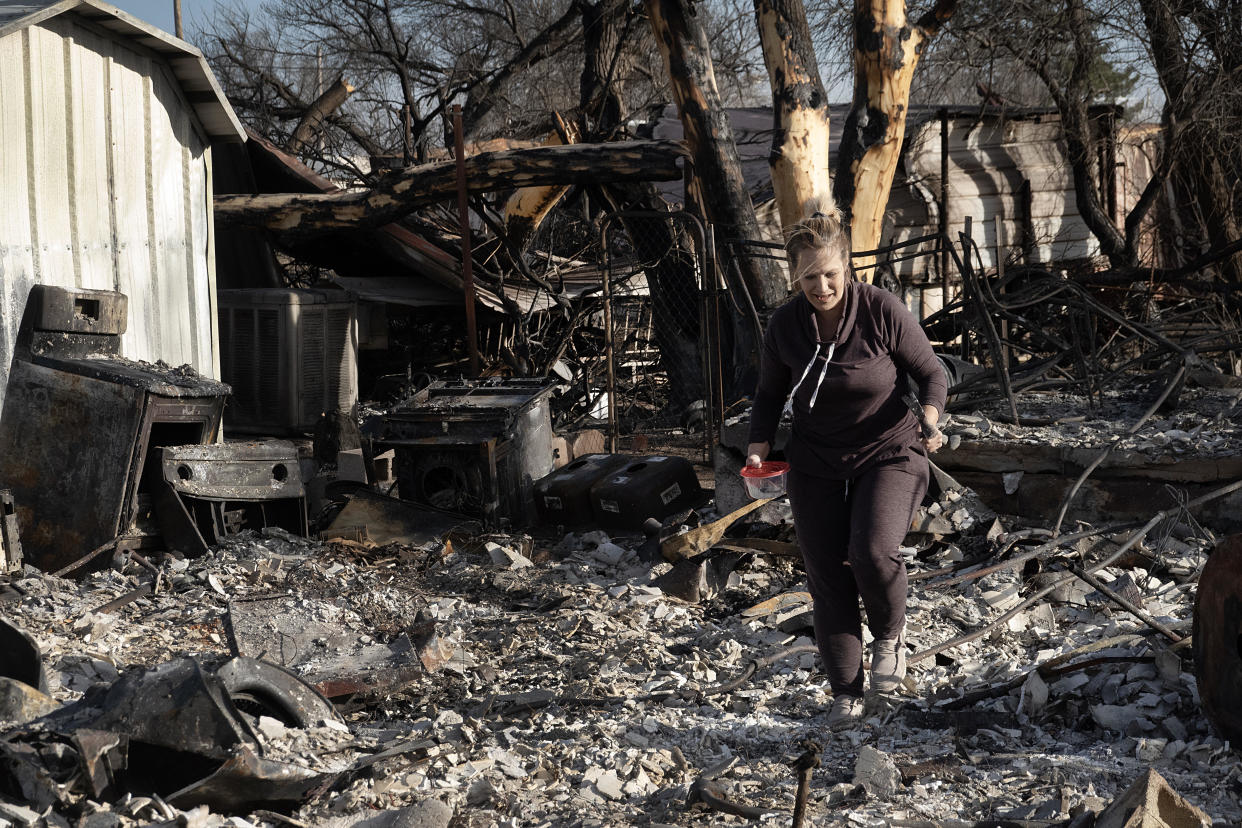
top-left (748, 280), bottom-right (947, 479)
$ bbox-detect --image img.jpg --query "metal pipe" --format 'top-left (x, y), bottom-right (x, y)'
top-left (599, 218), bottom-right (618, 453)
top-left (683, 159), bottom-right (716, 460)
top-left (452, 105), bottom-right (481, 377)
top-left (1068, 565), bottom-right (1183, 644)
top-left (708, 226), bottom-right (724, 453)
top-left (939, 108), bottom-right (950, 307)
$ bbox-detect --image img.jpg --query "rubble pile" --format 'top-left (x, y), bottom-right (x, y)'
top-left (943, 385), bottom-right (1242, 457)
top-left (1, 497), bottom-right (1238, 826)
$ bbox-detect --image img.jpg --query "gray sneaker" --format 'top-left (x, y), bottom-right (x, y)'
top-left (871, 629), bottom-right (907, 693)
top-left (826, 694), bottom-right (865, 726)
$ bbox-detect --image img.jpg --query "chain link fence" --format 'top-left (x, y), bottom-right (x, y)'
top-left (593, 210), bottom-right (721, 463)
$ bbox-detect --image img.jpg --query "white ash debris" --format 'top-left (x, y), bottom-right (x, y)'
top-left (943, 386), bottom-right (1242, 458)
top-left (0, 513), bottom-right (1238, 827)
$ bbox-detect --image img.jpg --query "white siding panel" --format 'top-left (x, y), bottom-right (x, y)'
top-left (148, 65), bottom-right (192, 367)
top-left (25, 21), bottom-right (74, 285)
top-left (107, 44), bottom-right (158, 361)
top-left (0, 31), bottom-right (36, 385)
top-left (0, 15), bottom-right (220, 413)
top-left (66, 22), bottom-right (116, 291)
top-left (185, 135), bottom-right (213, 374)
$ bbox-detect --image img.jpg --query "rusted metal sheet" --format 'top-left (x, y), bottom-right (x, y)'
top-left (1193, 533), bottom-right (1242, 744)
top-left (73, 729), bottom-right (125, 801)
top-left (226, 595), bottom-right (441, 701)
top-left (0, 489), bottom-right (21, 573)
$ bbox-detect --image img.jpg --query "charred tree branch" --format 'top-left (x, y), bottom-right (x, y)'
top-left (286, 77), bottom-right (355, 155)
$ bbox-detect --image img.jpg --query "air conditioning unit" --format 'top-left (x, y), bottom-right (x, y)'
top-left (217, 289), bottom-right (358, 432)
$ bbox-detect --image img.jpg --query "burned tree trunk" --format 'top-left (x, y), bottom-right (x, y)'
top-left (644, 0), bottom-right (787, 312)
top-left (214, 141), bottom-right (687, 239)
top-left (580, 0), bottom-right (633, 137)
top-left (501, 114), bottom-right (579, 252)
top-left (834, 0), bottom-right (957, 273)
top-left (579, 0), bottom-right (706, 413)
top-left (286, 78), bottom-right (354, 155)
top-left (753, 0), bottom-right (834, 229)
top-left (1138, 0), bottom-right (1242, 282)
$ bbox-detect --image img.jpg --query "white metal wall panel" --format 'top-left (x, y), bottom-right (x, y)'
top-left (65, 19), bottom-right (118, 291)
top-left (0, 13), bottom-right (217, 413)
top-left (0, 30), bottom-right (35, 367)
top-left (108, 41), bottom-right (156, 359)
top-left (25, 23), bottom-right (75, 285)
top-left (186, 128), bottom-right (214, 375)
top-left (903, 116), bottom-right (1101, 278)
top-left (147, 64), bottom-right (193, 365)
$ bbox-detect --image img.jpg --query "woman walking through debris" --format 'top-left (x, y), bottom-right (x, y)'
top-left (745, 201), bottom-right (946, 725)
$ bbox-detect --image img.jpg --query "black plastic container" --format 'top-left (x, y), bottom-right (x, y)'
top-left (534, 454), bottom-right (632, 527)
top-left (589, 455), bottom-right (704, 531)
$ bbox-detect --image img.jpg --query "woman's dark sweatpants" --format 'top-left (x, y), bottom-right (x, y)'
top-left (789, 454), bottom-right (929, 697)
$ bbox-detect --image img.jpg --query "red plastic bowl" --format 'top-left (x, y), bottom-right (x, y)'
top-left (739, 460), bottom-right (790, 499)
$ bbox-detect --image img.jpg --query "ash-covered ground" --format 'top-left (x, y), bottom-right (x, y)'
top-left (2, 488), bottom-right (1237, 827)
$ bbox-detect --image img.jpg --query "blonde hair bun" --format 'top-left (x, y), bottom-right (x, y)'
top-left (801, 197), bottom-right (842, 226)
top-left (784, 196), bottom-right (850, 269)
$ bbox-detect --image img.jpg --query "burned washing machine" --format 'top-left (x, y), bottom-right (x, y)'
top-left (373, 378), bottom-right (554, 527)
top-left (155, 441), bottom-right (309, 557)
top-left (0, 286), bottom-right (230, 573)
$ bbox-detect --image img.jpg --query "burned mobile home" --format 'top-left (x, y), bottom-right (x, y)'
top-left (652, 102), bottom-right (1162, 316)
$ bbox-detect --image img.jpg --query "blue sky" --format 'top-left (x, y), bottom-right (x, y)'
top-left (110, 0), bottom-right (240, 42)
top-left (107, 0), bottom-right (1161, 119)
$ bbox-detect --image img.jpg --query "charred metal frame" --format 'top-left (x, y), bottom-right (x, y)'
top-left (155, 442), bottom-right (309, 556)
top-left (374, 378), bottom-right (554, 528)
top-left (0, 287), bottom-right (229, 572)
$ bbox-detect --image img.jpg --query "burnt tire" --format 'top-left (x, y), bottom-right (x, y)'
top-left (214, 657), bottom-right (340, 729)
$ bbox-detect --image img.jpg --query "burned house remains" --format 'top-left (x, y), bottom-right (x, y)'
top-left (0, 0), bottom-right (1239, 826)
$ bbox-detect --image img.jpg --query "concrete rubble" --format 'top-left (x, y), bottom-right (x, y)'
top-left (0, 465), bottom-right (1237, 827)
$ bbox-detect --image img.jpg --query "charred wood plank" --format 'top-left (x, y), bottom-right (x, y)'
top-left (214, 140), bottom-right (687, 238)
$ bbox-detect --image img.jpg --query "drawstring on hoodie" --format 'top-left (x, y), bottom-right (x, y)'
top-left (783, 341), bottom-right (836, 416)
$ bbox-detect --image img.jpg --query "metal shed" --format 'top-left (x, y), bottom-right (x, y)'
top-left (0, 0), bottom-right (244, 411)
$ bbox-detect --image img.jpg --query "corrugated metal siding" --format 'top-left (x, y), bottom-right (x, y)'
top-left (902, 115), bottom-right (1101, 279)
top-left (0, 12), bottom-right (216, 411)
